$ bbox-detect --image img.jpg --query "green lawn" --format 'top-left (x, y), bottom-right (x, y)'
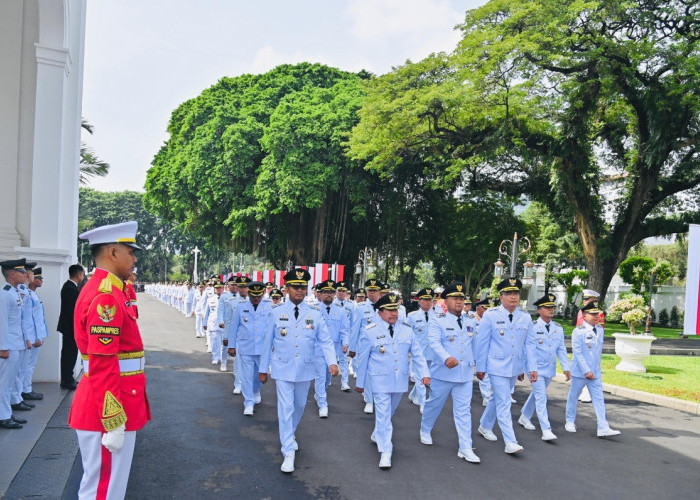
top-left (559, 355), bottom-right (700, 402)
top-left (558, 321), bottom-right (698, 339)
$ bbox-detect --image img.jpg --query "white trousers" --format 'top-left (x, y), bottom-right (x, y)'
top-left (275, 379), bottom-right (311, 457)
top-left (22, 345), bottom-right (41, 393)
top-left (373, 392), bottom-right (403, 453)
top-left (0, 351), bottom-right (20, 420)
top-left (11, 349), bottom-right (27, 405)
top-left (76, 430), bottom-right (136, 500)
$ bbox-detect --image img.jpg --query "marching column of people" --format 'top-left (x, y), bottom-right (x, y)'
top-left (143, 273), bottom-right (623, 474)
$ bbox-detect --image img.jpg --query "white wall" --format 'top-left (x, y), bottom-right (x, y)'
top-left (0, 0), bottom-right (87, 381)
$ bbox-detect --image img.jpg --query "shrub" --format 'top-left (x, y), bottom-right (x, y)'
top-left (658, 309), bottom-right (669, 327)
top-left (670, 306), bottom-right (680, 328)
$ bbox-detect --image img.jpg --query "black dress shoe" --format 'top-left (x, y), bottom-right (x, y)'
top-left (11, 415), bottom-right (28, 424)
top-left (22, 391), bottom-right (43, 400)
top-left (11, 402), bottom-right (32, 411)
top-left (60, 381), bottom-right (78, 390)
top-left (20, 400), bottom-right (35, 408)
top-left (0, 418), bottom-right (23, 429)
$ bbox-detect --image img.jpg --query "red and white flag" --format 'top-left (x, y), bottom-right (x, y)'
top-left (684, 223), bottom-right (700, 335)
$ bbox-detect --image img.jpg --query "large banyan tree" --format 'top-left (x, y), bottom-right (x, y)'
top-left (144, 63), bottom-right (378, 267)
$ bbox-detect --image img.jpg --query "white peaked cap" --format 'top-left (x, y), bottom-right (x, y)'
top-left (79, 221), bottom-right (141, 249)
top-left (582, 289), bottom-right (600, 299)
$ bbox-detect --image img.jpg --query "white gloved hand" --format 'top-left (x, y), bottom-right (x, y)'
top-left (101, 424), bottom-right (126, 453)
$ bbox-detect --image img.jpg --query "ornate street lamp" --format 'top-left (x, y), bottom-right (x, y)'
top-left (494, 232), bottom-right (532, 278)
top-left (191, 246), bottom-right (201, 283)
top-left (355, 247), bottom-right (374, 287)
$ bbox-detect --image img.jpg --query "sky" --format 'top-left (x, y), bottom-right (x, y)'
top-left (81, 0), bottom-right (487, 192)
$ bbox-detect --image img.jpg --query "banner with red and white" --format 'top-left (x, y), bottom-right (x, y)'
top-left (683, 224), bottom-right (700, 335)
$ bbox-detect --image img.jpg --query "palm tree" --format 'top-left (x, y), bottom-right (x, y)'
top-left (80, 119), bottom-right (110, 184)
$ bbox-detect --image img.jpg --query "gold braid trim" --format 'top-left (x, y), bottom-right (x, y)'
top-left (101, 390), bottom-right (127, 431)
top-left (81, 350), bottom-right (144, 361)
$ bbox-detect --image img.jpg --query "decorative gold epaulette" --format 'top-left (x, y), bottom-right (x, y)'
top-left (99, 278), bottom-right (113, 293)
top-left (101, 391), bottom-right (127, 431)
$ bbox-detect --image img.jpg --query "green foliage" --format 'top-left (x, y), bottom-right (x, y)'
top-left (348, 0), bottom-right (700, 299)
top-left (79, 188), bottom-right (222, 282)
top-left (658, 309), bottom-right (669, 327)
top-left (520, 202), bottom-right (584, 270)
top-left (670, 306), bottom-right (681, 329)
top-left (144, 63), bottom-right (378, 267)
top-left (618, 255), bottom-right (674, 302)
top-left (553, 269), bottom-right (589, 309)
top-left (80, 119), bottom-right (110, 185)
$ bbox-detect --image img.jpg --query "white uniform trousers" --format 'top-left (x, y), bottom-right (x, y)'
top-left (233, 348), bottom-right (242, 390)
top-left (239, 354), bottom-right (262, 408)
top-left (22, 345), bottom-right (41, 393)
top-left (521, 376), bottom-right (553, 430)
top-left (565, 377), bottom-right (610, 430)
top-left (210, 330), bottom-right (227, 364)
top-left (373, 392), bottom-right (403, 453)
top-left (314, 355), bottom-right (331, 409)
top-left (362, 373), bottom-right (373, 404)
top-left (421, 378), bottom-right (473, 450)
top-left (478, 373), bottom-right (493, 402)
top-left (185, 302), bottom-right (194, 318)
top-left (335, 341), bottom-right (349, 386)
top-left (408, 359), bottom-right (430, 406)
top-left (0, 351), bottom-right (20, 420)
top-left (11, 349), bottom-right (28, 405)
top-left (275, 379), bottom-right (311, 457)
top-left (479, 374), bottom-right (518, 444)
top-left (195, 315), bottom-right (204, 337)
top-left (76, 430), bottom-right (136, 500)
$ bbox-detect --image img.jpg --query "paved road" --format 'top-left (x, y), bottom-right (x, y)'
top-left (97, 295), bottom-right (700, 499)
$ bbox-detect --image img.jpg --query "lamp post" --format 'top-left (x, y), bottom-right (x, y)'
top-left (644, 271), bottom-right (656, 334)
top-left (192, 246), bottom-right (201, 283)
top-left (494, 232), bottom-right (533, 279)
top-left (355, 247), bottom-right (374, 288)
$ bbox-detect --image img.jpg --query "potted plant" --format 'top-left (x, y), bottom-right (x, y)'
top-left (608, 295), bottom-right (656, 372)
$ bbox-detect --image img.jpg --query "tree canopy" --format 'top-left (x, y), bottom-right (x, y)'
top-left (144, 63), bottom-right (379, 268)
top-left (348, 0), bottom-right (700, 298)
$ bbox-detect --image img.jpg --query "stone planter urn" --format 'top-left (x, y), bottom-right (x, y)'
top-left (612, 333), bottom-right (657, 372)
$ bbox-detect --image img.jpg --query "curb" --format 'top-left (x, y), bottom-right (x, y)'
top-left (551, 373), bottom-right (700, 416)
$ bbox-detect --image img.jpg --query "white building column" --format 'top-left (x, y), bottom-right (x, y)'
top-left (0, 0), bottom-right (87, 382)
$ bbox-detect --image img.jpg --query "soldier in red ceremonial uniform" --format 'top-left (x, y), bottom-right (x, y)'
top-left (125, 271), bottom-right (139, 319)
top-left (69, 221), bottom-right (150, 500)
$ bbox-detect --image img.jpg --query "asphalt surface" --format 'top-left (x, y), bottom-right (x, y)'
top-left (68, 294), bottom-right (700, 499)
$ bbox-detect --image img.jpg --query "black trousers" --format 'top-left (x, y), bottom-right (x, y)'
top-left (60, 332), bottom-right (78, 383)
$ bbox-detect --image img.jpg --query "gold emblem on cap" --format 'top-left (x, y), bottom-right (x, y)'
top-left (456, 284), bottom-right (463, 292)
top-left (427, 289), bottom-right (432, 294)
top-left (549, 294), bottom-right (555, 301)
top-left (509, 278), bottom-right (517, 286)
top-left (389, 295), bottom-right (397, 303)
top-left (296, 270), bottom-right (304, 279)
top-left (593, 301), bottom-right (599, 308)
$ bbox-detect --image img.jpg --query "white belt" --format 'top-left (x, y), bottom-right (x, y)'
top-left (82, 356), bottom-right (145, 376)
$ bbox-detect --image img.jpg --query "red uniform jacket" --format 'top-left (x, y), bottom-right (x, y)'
top-left (68, 268), bottom-right (151, 432)
top-left (125, 280), bottom-right (139, 319)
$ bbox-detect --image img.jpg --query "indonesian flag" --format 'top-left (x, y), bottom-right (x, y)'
top-left (684, 224), bottom-right (700, 335)
top-left (275, 270), bottom-right (284, 287)
top-left (263, 269), bottom-right (274, 284)
top-left (330, 264), bottom-right (345, 282)
top-left (315, 263), bottom-right (329, 284)
top-left (253, 271), bottom-right (262, 282)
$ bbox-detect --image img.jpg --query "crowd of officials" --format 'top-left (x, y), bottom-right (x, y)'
top-left (145, 271), bottom-right (620, 472)
top-left (1, 219), bottom-right (621, 499)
